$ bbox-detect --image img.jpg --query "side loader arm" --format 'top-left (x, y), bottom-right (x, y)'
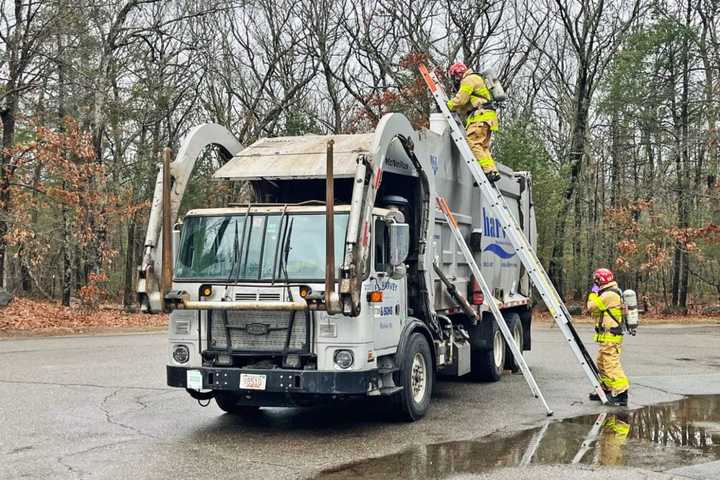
top-left (138, 124), bottom-right (243, 313)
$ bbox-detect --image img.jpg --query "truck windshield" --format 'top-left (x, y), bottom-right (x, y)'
top-left (175, 213), bottom-right (349, 282)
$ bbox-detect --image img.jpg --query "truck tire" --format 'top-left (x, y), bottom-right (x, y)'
top-left (215, 392), bottom-right (261, 415)
top-left (471, 319), bottom-right (505, 382)
top-left (504, 312), bottom-right (524, 373)
top-left (394, 333), bottom-right (433, 421)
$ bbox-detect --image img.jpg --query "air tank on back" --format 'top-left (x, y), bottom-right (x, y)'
top-left (622, 289), bottom-right (639, 335)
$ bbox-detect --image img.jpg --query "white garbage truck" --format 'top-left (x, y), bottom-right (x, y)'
top-left (138, 112), bottom-right (537, 421)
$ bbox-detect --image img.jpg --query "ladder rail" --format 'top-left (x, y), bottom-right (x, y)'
top-left (437, 197), bottom-right (553, 416)
top-left (571, 412), bottom-right (608, 464)
top-left (419, 64), bottom-right (608, 405)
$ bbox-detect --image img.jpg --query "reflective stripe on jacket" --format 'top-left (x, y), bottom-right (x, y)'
top-left (587, 281), bottom-right (623, 344)
top-left (446, 70), bottom-right (498, 131)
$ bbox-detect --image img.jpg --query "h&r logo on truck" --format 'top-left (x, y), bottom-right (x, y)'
top-left (483, 208), bottom-right (516, 259)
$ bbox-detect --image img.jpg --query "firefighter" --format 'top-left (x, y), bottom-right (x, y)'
top-left (587, 268), bottom-right (629, 406)
top-left (446, 62), bottom-right (501, 183)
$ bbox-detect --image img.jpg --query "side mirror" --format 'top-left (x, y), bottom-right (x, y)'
top-left (389, 223), bottom-right (409, 267)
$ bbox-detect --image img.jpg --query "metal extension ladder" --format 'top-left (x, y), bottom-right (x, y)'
top-left (437, 197), bottom-right (552, 416)
top-left (419, 64), bottom-right (608, 405)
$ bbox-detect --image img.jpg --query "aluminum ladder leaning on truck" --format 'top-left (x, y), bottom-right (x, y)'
top-left (418, 63), bottom-right (609, 405)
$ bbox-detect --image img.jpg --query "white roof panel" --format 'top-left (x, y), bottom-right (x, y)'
top-left (213, 134), bottom-right (373, 180)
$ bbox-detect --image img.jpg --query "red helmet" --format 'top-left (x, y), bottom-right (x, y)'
top-left (593, 268), bottom-right (614, 285)
top-left (448, 62), bottom-right (468, 79)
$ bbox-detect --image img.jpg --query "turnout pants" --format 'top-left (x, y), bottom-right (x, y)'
top-left (466, 122), bottom-right (497, 174)
top-left (596, 342), bottom-right (629, 396)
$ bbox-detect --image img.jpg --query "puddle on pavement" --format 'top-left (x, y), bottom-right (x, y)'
top-left (315, 395), bottom-right (720, 479)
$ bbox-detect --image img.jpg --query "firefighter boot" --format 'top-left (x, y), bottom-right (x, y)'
top-left (588, 390), bottom-right (611, 402)
top-left (607, 391), bottom-right (628, 407)
top-left (486, 170), bottom-right (501, 183)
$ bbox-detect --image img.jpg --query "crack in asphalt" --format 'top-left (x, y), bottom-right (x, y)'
top-left (130, 389), bottom-right (175, 409)
top-left (55, 455), bottom-right (88, 480)
top-left (54, 439), bottom-right (144, 479)
top-left (0, 378), bottom-right (172, 391)
top-left (632, 382), bottom-right (678, 397)
top-left (99, 389), bottom-right (160, 440)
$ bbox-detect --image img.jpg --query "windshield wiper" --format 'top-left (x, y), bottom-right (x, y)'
top-left (225, 204), bottom-right (252, 286)
top-left (270, 205), bottom-right (289, 285)
top-left (278, 217), bottom-right (294, 283)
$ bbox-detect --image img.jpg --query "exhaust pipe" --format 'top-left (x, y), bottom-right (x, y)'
top-left (161, 147), bottom-right (173, 312)
top-left (325, 140), bottom-right (341, 314)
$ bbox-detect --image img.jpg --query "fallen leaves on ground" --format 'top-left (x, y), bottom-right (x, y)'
top-left (0, 297), bottom-right (167, 336)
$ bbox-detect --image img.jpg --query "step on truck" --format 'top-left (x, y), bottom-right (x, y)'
top-left (138, 112), bottom-right (537, 421)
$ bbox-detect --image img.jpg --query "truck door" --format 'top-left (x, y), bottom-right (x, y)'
top-left (370, 218), bottom-right (405, 351)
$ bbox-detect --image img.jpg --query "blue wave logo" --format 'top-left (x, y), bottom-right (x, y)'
top-left (483, 243), bottom-right (516, 259)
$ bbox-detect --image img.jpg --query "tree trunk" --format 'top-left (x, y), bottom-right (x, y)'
top-left (123, 216), bottom-right (136, 309)
top-left (61, 191), bottom-right (72, 306)
top-left (548, 76), bottom-right (590, 299)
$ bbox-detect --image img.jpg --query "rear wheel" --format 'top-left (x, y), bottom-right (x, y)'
top-left (215, 392), bottom-right (261, 415)
top-left (394, 333), bottom-right (433, 421)
top-left (472, 319), bottom-right (505, 382)
top-left (504, 312), bottom-right (524, 373)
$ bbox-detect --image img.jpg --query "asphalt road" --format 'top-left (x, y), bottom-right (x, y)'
top-left (1, 323), bottom-right (719, 480)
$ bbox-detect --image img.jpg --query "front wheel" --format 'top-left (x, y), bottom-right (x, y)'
top-left (215, 392), bottom-right (261, 415)
top-left (394, 333), bottom-right (434, 421)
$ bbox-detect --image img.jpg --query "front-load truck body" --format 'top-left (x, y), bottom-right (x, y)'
top-left (139, 113), bottom-right (537, 420)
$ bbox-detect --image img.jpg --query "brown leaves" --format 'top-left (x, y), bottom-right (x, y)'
top-left (607, 197), bottom-right (720, 274)
top-left (0, 298), bottom-right (167, 336)
top-left (2, 117), bottom-right (146, 304)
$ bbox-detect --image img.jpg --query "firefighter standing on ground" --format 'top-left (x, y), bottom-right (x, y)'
top-left (587, 268), bottom-right (630, 406)
top-left (446, 62), bottom-right (501, 183)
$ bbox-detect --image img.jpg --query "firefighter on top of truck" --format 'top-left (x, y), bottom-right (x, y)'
top-left (446, 62), bottom-right (501, 183)
top-left (587, 268), bottom-right (630, 406)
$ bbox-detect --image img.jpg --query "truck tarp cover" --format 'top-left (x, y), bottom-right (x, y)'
top-left (213, 134), bottom-right (374, 180)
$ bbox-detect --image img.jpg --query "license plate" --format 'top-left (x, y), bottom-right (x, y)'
top-left (240, 373), bottom-right (267, 391)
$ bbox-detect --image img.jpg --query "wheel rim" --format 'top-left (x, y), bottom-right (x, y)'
top-left (493, 330), bottom-right (504, 368)
top-left (411, 352), bottom-right (427, 403)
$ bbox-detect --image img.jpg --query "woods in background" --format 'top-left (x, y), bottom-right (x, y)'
top-left (0, 0), bottom-right (717, 312)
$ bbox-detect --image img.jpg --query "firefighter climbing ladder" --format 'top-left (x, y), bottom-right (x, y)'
top-left (437, 196), bottom-right (552, 416)
top-left (419, 63), bottom-right (609, 405)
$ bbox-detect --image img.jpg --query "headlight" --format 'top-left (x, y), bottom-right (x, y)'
top-left (173, 344), bottom-right (190, 364)
top-left (334, 349), bottom-right (354, 369)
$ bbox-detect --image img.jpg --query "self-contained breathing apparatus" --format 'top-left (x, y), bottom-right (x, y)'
top-left (452, 69), bottom-right (507, 109)
top-left (594, 287), bottom-right (639, 337)
top-left (480, 69), bottom-right (507, 104)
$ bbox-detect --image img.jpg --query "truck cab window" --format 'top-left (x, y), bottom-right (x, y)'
top-left (374, 218), bottom-right (389, 272)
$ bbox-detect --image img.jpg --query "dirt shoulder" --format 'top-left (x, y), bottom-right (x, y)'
top-left (0, 297), bottom-right (168, 338)
top-left (1, 298), bottom-right (716, 338)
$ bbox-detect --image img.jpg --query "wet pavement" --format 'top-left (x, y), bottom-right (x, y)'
top-left (315, 395), bottom-right (720, 479)
top-left (1, 323), bottom-right (719, 479)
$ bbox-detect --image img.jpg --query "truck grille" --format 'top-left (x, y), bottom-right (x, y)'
top-left (235, 293), bottom-right (257, 301)
top-left (234, 292), bottom-right (283, 302)
top-left (209, 310), bottom-right (306, 352)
